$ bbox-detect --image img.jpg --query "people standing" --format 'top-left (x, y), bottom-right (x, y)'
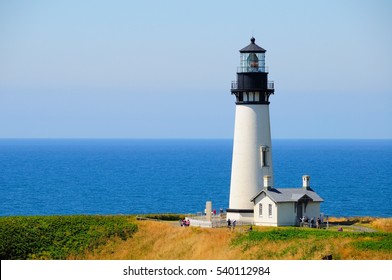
top-left (316, 217), bottom-right (321, 229)
top-left (232, 220), bottom-right (237, 230)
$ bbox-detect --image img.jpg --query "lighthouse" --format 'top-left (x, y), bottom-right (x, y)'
top-left (227, 37), bottom-right (275, 222)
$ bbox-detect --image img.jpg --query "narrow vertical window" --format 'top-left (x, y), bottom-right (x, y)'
top-left (255, 92), bottom-right (260, 102)
top-left (260, 146), bottom-right (269, 167)
top-left (259, 203), bottom-right (263, 217)
top-left (268, 204), bottom-right (272, 217)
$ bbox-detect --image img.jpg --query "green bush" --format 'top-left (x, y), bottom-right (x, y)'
top-left (142, 214), bottom-right (185, 221)
top-left (0, 215), bottom-right (138, 260)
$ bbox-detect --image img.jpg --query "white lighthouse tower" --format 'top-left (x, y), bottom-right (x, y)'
top-left (227, 37), bottom-right (275, 222)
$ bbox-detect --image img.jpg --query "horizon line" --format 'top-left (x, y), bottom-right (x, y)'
top-left (0, 137), bottom-right (391, 141)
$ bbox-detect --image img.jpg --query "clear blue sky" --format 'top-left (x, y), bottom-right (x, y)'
top-left (1, 0), bottom-right (391, 139)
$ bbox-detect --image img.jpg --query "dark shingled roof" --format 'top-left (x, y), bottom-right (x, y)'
top-left (250, 187), bottom-right (324, 203)
top-left (240, 37), bottom-right (266, 53)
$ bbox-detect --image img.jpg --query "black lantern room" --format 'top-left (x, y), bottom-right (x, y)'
top-left (231, 37), bottom-right (275, 104)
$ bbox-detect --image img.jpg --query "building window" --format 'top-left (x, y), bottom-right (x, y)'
top-left (260, 146), bottom-right (269, 167)
top-left (259, 204), bottom-right (263, 217)
top-left (268, 204), bottom-right (272, 217)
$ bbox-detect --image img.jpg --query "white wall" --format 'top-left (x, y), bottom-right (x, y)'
top-left (229, 104), bottom-right (273, 212)
top-left (276, 202), bottom-right (297, 226)
top-left (253, 194), bottom-right (278, 226)
top-left (303, 202), bottom-right (321, 220)
top-left (227, 212), bottom-right (254, 224)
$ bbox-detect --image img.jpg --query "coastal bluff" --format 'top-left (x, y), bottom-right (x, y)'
top-left (86, 216), bottom-right (391, 260)
top-left (1, 215), bottom-right (391, 260)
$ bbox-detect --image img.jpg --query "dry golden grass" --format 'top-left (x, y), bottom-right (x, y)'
top-left (84, 217), bottom-right (392, 260)
top-left (371, 218), bottom-right (392, 233)
top-left (86, 221), bottom-right (243, 260)
top-left (328, 217), bottom-right (392, 233)
top-left (328, 216), bottom-right (375, 224)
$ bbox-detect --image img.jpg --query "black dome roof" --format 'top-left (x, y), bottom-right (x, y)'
top-left (239, 37), bottom-right (266, 53)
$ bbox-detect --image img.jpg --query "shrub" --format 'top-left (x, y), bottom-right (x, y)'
top-left (0, 215), bottom-right (137, 260)
top-left (142, 214), bottom-right (185, 221)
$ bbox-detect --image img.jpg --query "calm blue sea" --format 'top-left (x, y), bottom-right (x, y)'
top-left (0, 139), bottom-right (391, 217)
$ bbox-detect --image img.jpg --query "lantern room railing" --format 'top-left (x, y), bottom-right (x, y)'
top-left (237, 66), bottom-right (269, 73)
top-left (231, 80), bottom-right (275, 90)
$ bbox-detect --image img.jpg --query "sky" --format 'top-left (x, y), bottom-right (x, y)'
top-left (0, 0), bottom-right (391, 139)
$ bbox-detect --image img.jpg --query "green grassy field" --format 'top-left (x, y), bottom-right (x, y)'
top-left (232, 227), bottom-right (392, 259)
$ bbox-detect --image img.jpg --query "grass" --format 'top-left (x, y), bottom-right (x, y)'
top-left (85, 220), bottom-right (240, 260)
top-left (371, 218), bottom-right (392, 232)
top-left (86, 218), bottom-right (392, 260)
top-left (328, 217), bottom-right (392, 232)
top-left (1, 215), bottom-right (391, 260)
top-left (232, 227), bottom-right (392, 259)
top-left (0, 215), bottom-right (137, 260)
top-left (352, 237), bottom-right (392, 251)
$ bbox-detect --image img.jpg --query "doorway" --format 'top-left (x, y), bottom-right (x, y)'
top-left (296, 203), bottom-right (303, 225)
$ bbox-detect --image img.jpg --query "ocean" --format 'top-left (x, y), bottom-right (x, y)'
top-left (0, 139), bottom-right (391, 217)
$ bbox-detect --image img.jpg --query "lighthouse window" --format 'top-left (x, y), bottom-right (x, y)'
top-left (249, 92), bottom-right (254, 102)
top-left (240, 53), bottom-right (248, 71)
top-left (260, 146), bottom-right (269, 167)
top-left (268, 204), bottom-right (273, 217)
top-left (255, 92), bottom-right (260, 102)
top-left (247, 53), bottom-right (259, 71)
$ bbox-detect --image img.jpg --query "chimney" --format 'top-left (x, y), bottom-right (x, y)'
top-left (264, 175), bottom-right (272, 190)
top-left (302, 175), bottom-right (310, 190)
